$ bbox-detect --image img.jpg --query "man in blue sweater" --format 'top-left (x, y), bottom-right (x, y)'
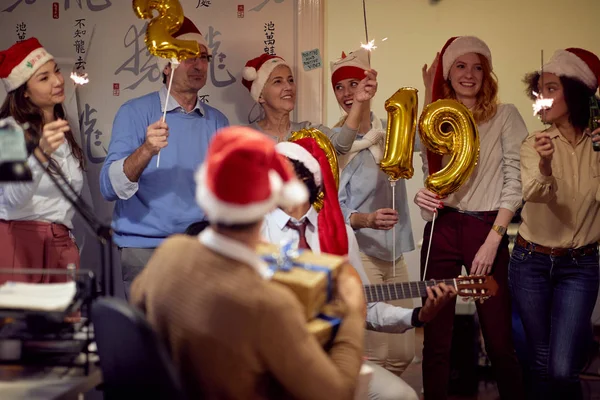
top-left (100, 18), bottom-right (229, 297)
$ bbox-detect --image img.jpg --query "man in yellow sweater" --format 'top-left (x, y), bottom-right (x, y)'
top-left (131, 126), bottom-right (367, 399)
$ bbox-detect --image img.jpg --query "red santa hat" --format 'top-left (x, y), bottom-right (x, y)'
top-left (195, 126), bottom-right (308, 224)
top-left (432, 36), bottom-right (493, 102)
top-left (242, 53), bottom-right (291, 102)
top-left (275, 139), bottom-right (349, 256)
top-left (542, 48), bottom-right (600, 91)
top-left (156, 17), bottom-right (211, 73)
top-left (0, 38), bottom-right (54, 92)
top-left (428, 36), bottom-right (492, 175)
top-left (330, 47), bottom-right (370, 88)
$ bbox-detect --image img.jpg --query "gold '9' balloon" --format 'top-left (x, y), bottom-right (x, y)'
top-left (380, 87), bottom-right (419, 181)
top-left (132, 0), bottom-right (200, 62)
top-left (418, 99), bottom-right (480, 197)
top-left (289, 128), bottom-right (339, 212)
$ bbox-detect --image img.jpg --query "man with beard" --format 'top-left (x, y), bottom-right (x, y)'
top-left (100, 18), bottom-right (229, 297)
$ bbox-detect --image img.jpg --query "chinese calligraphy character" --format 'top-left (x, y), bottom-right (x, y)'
top-left (79, 103), bottom-right (107, 164)
top-left (75, 56), bottom-right (86, 71)
top-left (3, 0), bottom-right (35, 13)
top-left (3, 0), bottom-right (112, 13)
top-left (16, 22), bottom-right (27, 42)
top-left (264, 21), bottom-right (275, 55)
top-left (250, 0), bottom-right (285, 12)
top-left (73, 29), bottom-right (86, 38)
top-left (114, 23), bottom-right (161, 91)
top-left (199, 94), bottom-right (209, 104)
top-left (74, 40), bottom-right (86, 54)
top-left (74, 19), bottom-right (85, 29)
top-left (205, 26), bottom-right (236, 88)
top-left (196, 0), bottom-right (211, 7)
top-left (65, 0), bottom-right (112, 11)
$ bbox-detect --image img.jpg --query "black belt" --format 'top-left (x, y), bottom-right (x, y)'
top-left (437, 206), bottom-right (498, 225)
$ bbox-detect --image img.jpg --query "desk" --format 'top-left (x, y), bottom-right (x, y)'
top-left (0, 359), bottom-right (102, 400)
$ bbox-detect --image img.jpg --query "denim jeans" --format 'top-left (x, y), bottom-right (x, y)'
top-left (509, 243), bottom-right (599, 400)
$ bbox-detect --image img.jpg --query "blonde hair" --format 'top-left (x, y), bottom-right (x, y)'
top-left (333, 115), bottom-right (346, 129)
top-left (442, 55), bottom-right (498, 124)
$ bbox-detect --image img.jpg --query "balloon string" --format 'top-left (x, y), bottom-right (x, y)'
top-left (390, 179), bottom-right (397, 277)
top-left (422, 211), bottom-right (436, 280)
top-left (158, 67), bottom-right (175, 168)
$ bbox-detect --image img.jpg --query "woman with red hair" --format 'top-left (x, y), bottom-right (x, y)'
top-left (414, 36), bottom-right (527, 399)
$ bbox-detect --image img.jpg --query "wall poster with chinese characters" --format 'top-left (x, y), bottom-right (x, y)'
top-left (0, 0), bottom-right (304, 289)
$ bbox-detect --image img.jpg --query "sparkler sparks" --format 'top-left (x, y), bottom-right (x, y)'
top-left (532, 91), bottom-right (553, 116)
top-left (70, 71), bottom-right (89, 86)
top-left (360, 39), bottom-right (377, 52)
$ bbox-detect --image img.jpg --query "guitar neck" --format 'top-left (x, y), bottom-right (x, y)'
top-left (363, 279), bottom-right (456, 303)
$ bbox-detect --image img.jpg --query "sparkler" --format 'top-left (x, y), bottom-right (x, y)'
top-left (70, 71), bottom-right (89, 85)
top-left (532, 91), bottom-right (553, 116)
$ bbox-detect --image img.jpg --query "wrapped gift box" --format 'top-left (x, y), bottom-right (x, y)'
top-left (257, 242), bottom-right (344, 320)
top-left (307, 313), bottom-right (342, 348)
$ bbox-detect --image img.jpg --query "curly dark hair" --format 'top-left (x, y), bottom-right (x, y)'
top-left (524, 72), bottom-right (597, 130)
top-left (288, 158), bottom-right (320, 205)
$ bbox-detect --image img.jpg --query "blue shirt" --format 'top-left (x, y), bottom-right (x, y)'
top-left (337, 131), bottom-right (415, 261)
top-left (100, 86), bottom-right (229, 248)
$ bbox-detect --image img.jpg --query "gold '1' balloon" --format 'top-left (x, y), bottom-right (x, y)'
top-left (132, 0), bottom-right (200, 62)
top-left (289, 128), bottom-right (338, 212)
top-left (418, 99), bottom-right (480, 197)
top-left (380, 87), bottom-right (419, 181)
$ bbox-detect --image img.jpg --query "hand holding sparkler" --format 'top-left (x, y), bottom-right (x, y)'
top-left (533, 131), bottom-right (554, 176)
top-left (353, 68), bottom-right (378, 103)
top-left (39, 119), bottom-right (70, 157)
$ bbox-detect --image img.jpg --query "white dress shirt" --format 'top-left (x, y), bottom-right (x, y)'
top-left (0, 141), bottom-right (83, 229)
top-left (199, 228), bottom-right (272, 279)
top-left (261, 207), bottom-right (414, 333)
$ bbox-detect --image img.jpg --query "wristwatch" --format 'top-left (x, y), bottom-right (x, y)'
top-left (411, 307), bottom-right (425, 328)
top-left (492, 224), bottom-right (507, 237)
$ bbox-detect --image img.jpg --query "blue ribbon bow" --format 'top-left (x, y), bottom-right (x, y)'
top-left (262, 238), bottom-right (334, 301)
top-left (315, 313), bottom-right (342, 348)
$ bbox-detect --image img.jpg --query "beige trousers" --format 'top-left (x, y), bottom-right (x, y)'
top-left (361, 253), bottom-right (415, 377)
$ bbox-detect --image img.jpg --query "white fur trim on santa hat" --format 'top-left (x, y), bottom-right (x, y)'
top-left (275, 142), bottom-right (322, 188)
top-left (442, 36), bottom-right (492, 79)
top-left (329, 47), bottom-right (370, 75)
top-left (155, 35), bottom-right (211, 73)
top-left (3, 47), bottom-right (53, 92)
top-left (195, 166), bottom-right (308, 224)
top-left (279, 179), bottom-right (309, 208)
top-left (543, 49), bottom-right (597, 90)
top-left (242, 66), bottom-right (258, 81)
top-left (248, 58), bottom-right (290, 102)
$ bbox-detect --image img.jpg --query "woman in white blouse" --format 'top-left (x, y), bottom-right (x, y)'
top-left (414, 36), bottom-right (528, 399)
top-left (0, 38), bottom-right (84, 283)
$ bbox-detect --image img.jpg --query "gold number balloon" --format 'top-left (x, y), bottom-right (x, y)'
top-left (132, 0), bottom-right (199, 62)
top-left (289, 128), bottom-right (339, 212)
top-left (380, 87), bottom-right (418, 181)
top-left (418, 99), bottom-right (480, 197)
